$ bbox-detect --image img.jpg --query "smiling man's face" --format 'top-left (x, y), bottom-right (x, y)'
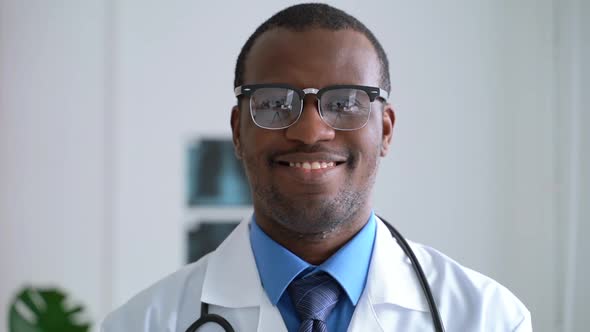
top-left (231, 27), bottom-right (394, 237)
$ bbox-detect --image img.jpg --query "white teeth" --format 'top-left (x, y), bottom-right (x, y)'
top-left (287, 161), bottom-right (338, 170)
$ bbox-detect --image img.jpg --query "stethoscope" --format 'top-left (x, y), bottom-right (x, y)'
top-left (185, 216), bottom-right (446, 332)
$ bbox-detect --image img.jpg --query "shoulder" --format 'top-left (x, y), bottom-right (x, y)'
top-left (100, 254), bottom-right (211, 332)
top-left (410, 242), bottom-right (531, 330)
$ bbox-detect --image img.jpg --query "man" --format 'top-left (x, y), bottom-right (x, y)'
top-left (102, 4), bottom-right (531, 331)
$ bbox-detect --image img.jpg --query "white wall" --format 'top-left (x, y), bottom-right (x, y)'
top-left (1, 0), bottom-right (586, 331)
top-left (571, 1), bottom-right (590, 327)
top-left (558, 0), bottom-right (590, 330)
top-left (0, 0), bottom-right (108, 331)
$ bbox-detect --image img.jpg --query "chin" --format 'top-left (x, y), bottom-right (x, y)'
top-left (271, 198), bottom-right (360, 231)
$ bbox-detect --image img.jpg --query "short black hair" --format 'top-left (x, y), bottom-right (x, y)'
top-left (234, 3), bottom-right (391, 93)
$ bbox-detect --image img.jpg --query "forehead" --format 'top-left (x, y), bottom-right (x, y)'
top-left (244, 28), bottom-right (381, 88)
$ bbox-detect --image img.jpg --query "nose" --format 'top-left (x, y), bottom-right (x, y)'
top-left (285, 97), bottom-right (335, 144)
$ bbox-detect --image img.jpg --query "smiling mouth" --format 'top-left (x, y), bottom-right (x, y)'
top-left (273, 151), bottom-right (348, 173)
top-left (279, 161), bottom-right (336, 170)
top-left (276, 160), bottom-right (343, 170)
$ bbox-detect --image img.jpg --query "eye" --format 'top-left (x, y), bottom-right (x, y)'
top-left (255, 98), bottom-right (289, 110)
top-left (272, 99), bottom-right (293, 111)
top-left (325, 99), bottom-right (363, 114)
top-left (252, 87), bottom-right (297, 113)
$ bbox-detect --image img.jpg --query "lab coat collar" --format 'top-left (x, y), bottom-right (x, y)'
top-left (365, 217), bottom-right (430, 313)
top-left (201, 218), bottom-right (263, 308)
top-left (200, 215), bottom-right (429, 332)
top-left (200, 217), bottom-right (288, 331)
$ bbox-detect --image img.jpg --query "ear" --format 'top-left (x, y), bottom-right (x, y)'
top-left (230, 105), bottom-right (242, 159)
top-left (380, 104), bottom-right (395, 157)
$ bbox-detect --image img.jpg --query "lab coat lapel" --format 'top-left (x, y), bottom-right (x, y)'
top-left (367, 218), bottom-right (429, 311)
top-left (200, 217), bottom-right (287, 332)
top-left (201, 218), bottom-right (261, 307)
top-left (348, 217), bottom-right (429, 331)
top-left (347, 287), bottom-right (385, 332)
top-left (256, 286), bottom-right (288, 332)
top-left (200, 216), bottom-right (429, 331)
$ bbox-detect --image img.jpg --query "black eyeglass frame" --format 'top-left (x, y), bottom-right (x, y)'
top-left (234, 83), bottom-right (389, 131)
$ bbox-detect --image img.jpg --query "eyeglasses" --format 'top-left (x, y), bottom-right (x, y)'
top-left (234, 83), bottom-right (389, 131)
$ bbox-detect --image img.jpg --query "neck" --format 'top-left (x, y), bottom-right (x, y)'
top-left (255, 209), bottom-right (371, 265)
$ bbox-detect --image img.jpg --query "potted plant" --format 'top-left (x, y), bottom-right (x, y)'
top-left (8, 286), bottom-right (91, 332)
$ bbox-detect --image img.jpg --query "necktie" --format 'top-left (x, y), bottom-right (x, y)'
top-left (288, 272), bottom-right (342, 332)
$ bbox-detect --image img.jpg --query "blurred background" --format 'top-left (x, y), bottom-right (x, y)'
top-left (0, 0), bottom-right (588, 331)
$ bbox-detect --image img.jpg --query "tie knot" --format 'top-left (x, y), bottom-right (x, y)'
top-left (288, 272), bottom-right (342, 323)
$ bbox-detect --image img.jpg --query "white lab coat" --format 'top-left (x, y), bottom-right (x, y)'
top-left (101, 217), bottom-right (531, 332)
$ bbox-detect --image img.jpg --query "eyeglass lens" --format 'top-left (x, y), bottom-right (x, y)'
top-left (249, 87), bottom-right (371, 130)
top-left (251, 88), bottom-right (302, 129)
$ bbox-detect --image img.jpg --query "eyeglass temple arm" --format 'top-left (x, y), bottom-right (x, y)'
top-left (234, 86), bottom-right (245, 97)
top-left (375, 88), bottom-right (389, 102)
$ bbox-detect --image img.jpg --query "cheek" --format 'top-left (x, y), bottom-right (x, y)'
top-left (242, 130), bottom-right (271, 157)
top-left (366, 115), bottom-right (385, 153)
top-left (353, 127), bottom-right (383, 178)
top-left (239, 127), bottom-right (279, 176)
top-left (239, 112), bottom-right (261, 154)
top-left (240, 147), bottom-right (267, 191)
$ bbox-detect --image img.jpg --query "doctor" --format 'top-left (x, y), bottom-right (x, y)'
top-left (102, 3), bottom-right (531, 332)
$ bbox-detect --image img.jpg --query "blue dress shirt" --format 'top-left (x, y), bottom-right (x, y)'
top-left (249, 213), bottom-right (377, 332)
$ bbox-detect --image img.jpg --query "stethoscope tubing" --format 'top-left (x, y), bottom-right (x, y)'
top-left (186, 217), bottom-right (445, 332)
top-left (185, 302), bottom-right (235, 332)
top-left (378, 215), bottom-right (446, 332)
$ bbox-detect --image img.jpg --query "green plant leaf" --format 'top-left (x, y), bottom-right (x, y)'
top-left (9, 286), bottom-right (91, 332)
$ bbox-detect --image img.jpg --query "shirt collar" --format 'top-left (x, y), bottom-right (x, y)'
top-left (249, 213), bottom-right (376, 306)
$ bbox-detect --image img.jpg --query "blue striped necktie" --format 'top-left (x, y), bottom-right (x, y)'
top-left (287, 272), bottom-right (342, 332)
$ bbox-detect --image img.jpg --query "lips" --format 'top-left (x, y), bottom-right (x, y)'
top-left (270, 151), bottom-right (349, 187)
